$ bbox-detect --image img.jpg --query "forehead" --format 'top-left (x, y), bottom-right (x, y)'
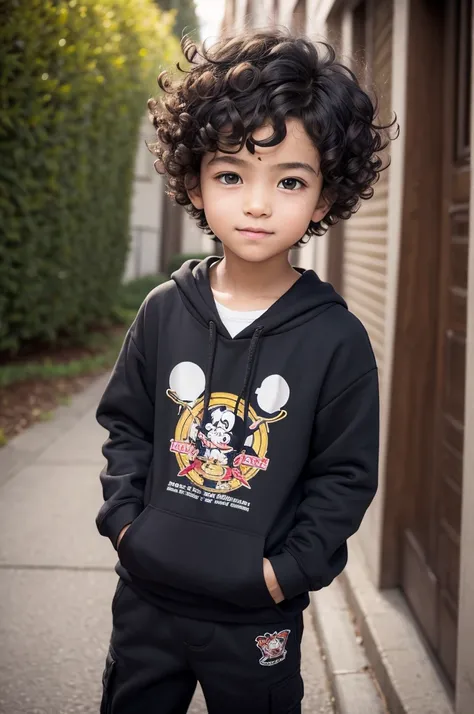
top-left (204, 118), bottom-right (319, 166)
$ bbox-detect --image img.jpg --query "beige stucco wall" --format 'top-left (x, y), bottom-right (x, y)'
top-left (230, 0), bottom-right (319, 32)
top-left (231, 0), bottom-right (273, 31)
top-left (127, 114), bottom-right (209, 275)
top-left (455, 9), bottom-right (474, 711)
top-left (125, 115), bottom-right (165, 280)
top-left (180, 212), bottom-right (214, 257)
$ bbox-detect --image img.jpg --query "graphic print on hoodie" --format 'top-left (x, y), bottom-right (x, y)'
top-left (167, 362), bottom-right (289, 500)
top-left (95, 257), bottom-right (380, 624)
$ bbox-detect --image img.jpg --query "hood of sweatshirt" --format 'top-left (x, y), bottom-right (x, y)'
top-left (171, 257), bottom-right (349, 460)
top-left (96, 256), bottom-right (379, 624)
top-left (173, 256), bottom-right (348, 337)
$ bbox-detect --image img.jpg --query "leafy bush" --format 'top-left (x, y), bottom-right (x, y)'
top-left (153, 0), bottom-right (200, 40)
top-left (0, 0), bottom-right (179, 353)
top-left (118, 273), bottom-right (169, 312)
top-left (167, 252), bottom-right (211, 276)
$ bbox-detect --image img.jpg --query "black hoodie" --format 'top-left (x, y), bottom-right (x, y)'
top-left (96, 257), bottom-right (379, 623)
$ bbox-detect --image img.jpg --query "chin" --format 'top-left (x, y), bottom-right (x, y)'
top-left (233, 249), bottom-right (284, 263)
top-left (222, 241), bottom-right (294, 263)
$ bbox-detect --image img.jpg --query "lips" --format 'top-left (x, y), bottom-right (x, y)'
top-left (237, 227), bottom-right (274, 238)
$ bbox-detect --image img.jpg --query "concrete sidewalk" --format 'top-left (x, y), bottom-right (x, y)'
top-left (0, 375), bottom-right (370, 714)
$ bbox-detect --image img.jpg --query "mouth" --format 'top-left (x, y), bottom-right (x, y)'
top-left (237, 227), bottom-right (274, 239)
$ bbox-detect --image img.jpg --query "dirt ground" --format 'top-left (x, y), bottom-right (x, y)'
top-left (0, 372), bottom-right (106, 443)
top-left (0, 327), bottom-right (124, 444)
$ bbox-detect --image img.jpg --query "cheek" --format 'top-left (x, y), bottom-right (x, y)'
top-left (276, 194), bottom-right (318, 227)
top-left (204, 205), bottom-right (229, 236)
top-left (201, 183), bottom-right (236, 224)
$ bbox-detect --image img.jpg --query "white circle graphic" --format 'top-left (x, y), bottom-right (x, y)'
top-left (255, 375), bottom-right (290, 414)
top-left (169, 362), bottom-right (206, 403)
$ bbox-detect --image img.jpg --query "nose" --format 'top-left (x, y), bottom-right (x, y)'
top-left (242, 184), bottom-right (272, 218)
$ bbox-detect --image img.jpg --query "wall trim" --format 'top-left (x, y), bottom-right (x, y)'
top-left (455, 2), bottom-right (474, 710)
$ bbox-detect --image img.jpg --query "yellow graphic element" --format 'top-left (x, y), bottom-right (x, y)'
top-left (249, 410), bottom-right (287, 430)
top-left (172, 392), bottom-right (269, 493)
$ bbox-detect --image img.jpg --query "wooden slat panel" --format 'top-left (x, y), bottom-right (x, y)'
top-left (343, 0), bottom-right (392, 380)
top-left (345, 232), bottom-right (388, 246)
top-left (351, 312), bottom-right (385, 342)
top-left (343, 277), bottom-right (387, 315)
top-left (350, 200), bottom-right (389, 219)
top-left (439, 589), bottom-right (458, 687)
top-left (344, 215), bottom-right (389, 230)
top-left (441, 435), bottom-right (464, 491)
top-left (443, 414), bottom-right (465, 460)
top-left (402, 529), bottom-right (438, 648)
top-left (439, 473), bottom-right (462, 540)
top-left (375, 23), bottom-right (392, 54)
top-left (343, 268), bottom-right (386, 292)
top-left (343, 254), bottom-right (387, 273)
top-left (444, 333), bottom-right (466, 423)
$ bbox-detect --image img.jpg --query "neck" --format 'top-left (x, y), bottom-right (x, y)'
top-left (211, 249), bottom-right (299, 301)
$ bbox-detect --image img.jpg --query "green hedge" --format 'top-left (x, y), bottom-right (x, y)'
top-left (0, 0), bottom-right (178, 353)
top-left (118, 273), bottom-right (169, 311)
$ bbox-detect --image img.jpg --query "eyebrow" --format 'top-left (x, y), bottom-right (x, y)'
top-left (207, 155), bottom-right (319, 176)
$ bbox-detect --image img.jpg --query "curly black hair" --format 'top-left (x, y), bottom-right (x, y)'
top-left (147, 28), bottom-right (398, 244)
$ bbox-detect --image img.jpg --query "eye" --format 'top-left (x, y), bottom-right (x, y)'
top-left (217, 172), bottom-right (242, 185)
top-left (278, 177), bottom-right (305, 191)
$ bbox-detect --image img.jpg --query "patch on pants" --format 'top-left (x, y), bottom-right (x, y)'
top-left (255, 629), bottom-right (291, 666)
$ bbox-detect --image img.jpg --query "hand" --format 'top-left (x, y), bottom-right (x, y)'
top-left (263, 557), bottom-right (285, 604)
top-left (116, 523), bottom-right (131, 549)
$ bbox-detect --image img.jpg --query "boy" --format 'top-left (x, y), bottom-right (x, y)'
top-left (96, 28), bottom-right (395, 714)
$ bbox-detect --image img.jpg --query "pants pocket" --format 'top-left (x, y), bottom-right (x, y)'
top-left (118, 504), bottom-right (275, 609)
top-left (100, 647), bottom-right (117, 714)
top-left (270, 670), bottom-right (304, 713)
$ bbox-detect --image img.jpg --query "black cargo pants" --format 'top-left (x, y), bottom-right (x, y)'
top-left (100, 579), bottom-right (304, 714)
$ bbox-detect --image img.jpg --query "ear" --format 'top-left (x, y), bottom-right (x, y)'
top-left (311, 193), bottom-right (331, 224)
top-left (186, 175), bottom-right (204, 210)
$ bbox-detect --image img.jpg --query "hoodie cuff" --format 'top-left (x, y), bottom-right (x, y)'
top-left (97, 501), bottom-right (143, 550)
top-left (269, 549), bottom-right (311, 601)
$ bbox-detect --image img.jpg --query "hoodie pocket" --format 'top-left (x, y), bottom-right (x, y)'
top-left (117, 504), bottom-right (274, 609)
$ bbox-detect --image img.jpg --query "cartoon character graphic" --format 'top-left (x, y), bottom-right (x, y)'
top-left (166, 362), bottom-right (290, 494)
top-left (255, 629), bottom-right (291, 666)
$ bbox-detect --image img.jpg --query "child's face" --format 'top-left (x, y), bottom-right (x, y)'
top-left (188, 118), bottom-right (328, 262)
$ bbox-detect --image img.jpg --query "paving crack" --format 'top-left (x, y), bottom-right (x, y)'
top-left (0, 563), bottom-right (114, 572)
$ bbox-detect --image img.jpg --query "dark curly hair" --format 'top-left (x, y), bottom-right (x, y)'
top-left (147, 28), bottom-right (398, 244)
